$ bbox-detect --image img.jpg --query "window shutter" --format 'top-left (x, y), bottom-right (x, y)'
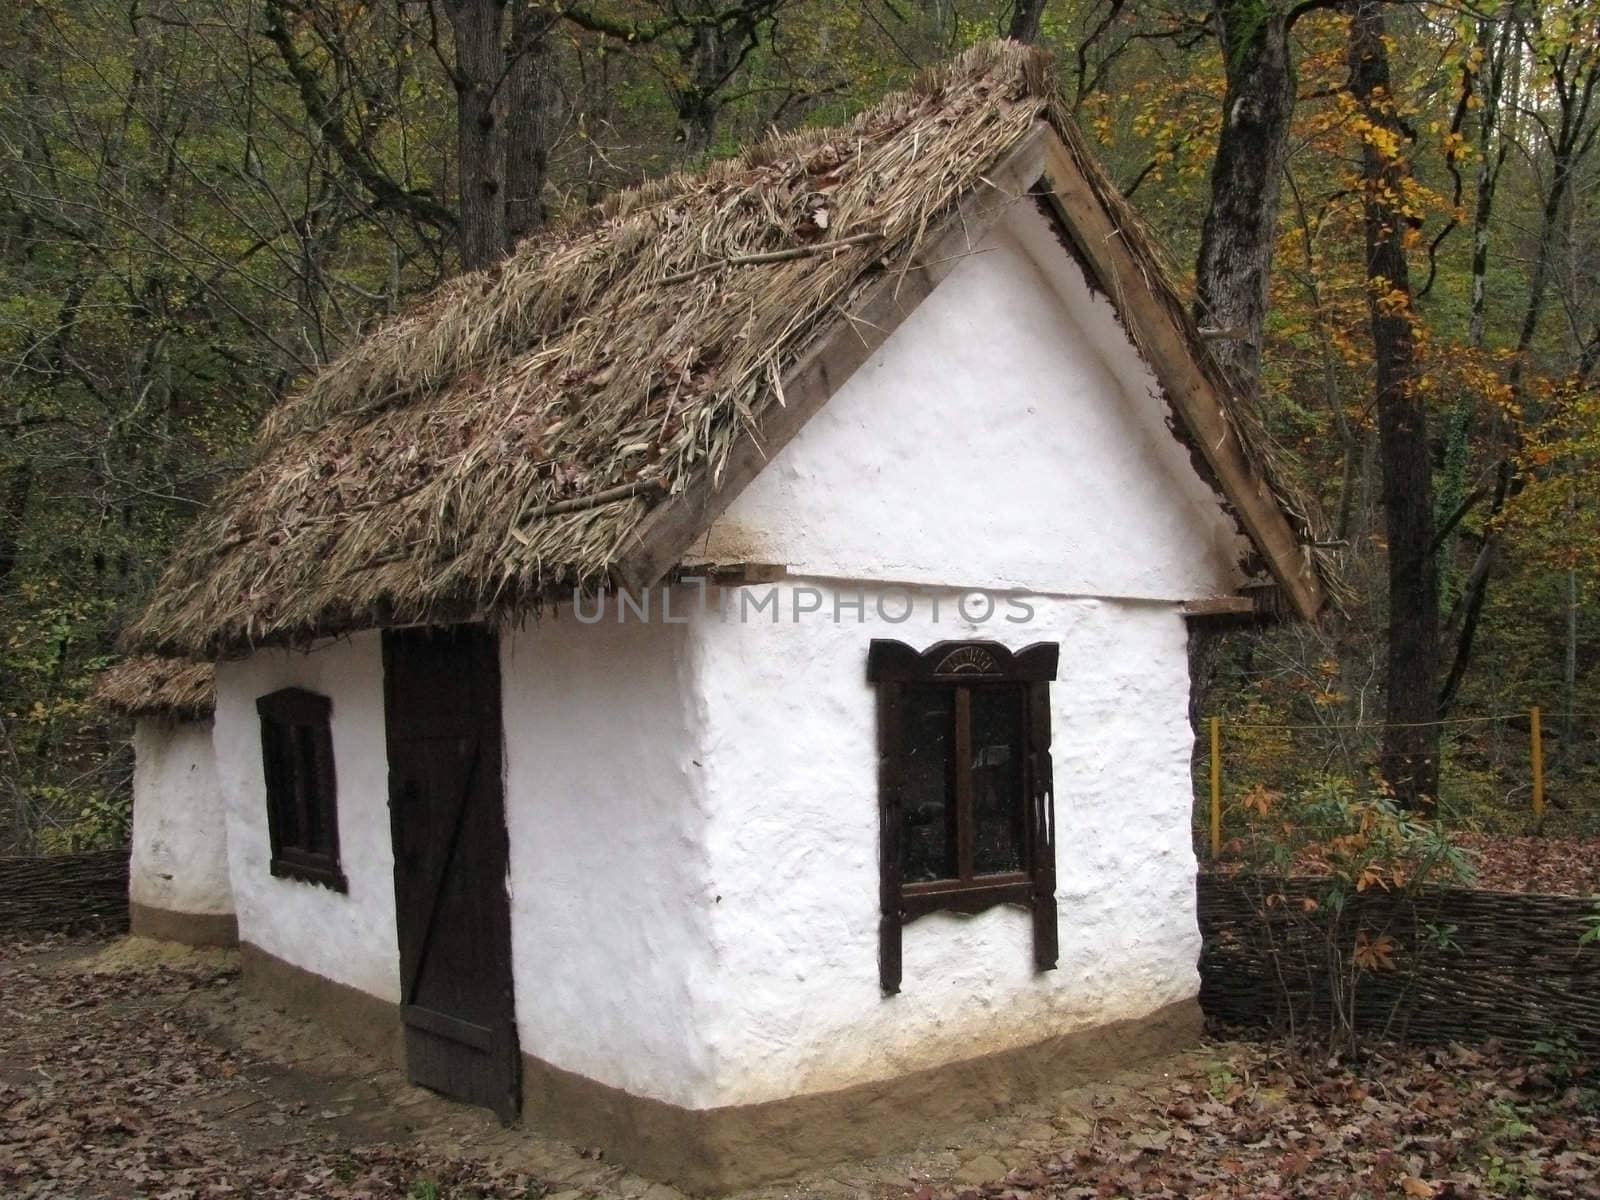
top-left (256, 687), bottom-right (345, 891)
top-left (877, 680), bottom-right (904, 995)
top-left (1028, 679), bottom-right (1058, 971)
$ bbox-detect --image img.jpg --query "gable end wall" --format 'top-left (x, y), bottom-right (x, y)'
top-left (695, 203), bottom-right (1249, 602)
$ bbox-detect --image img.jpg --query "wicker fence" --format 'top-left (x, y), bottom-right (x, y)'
top-left (0, 847), bottom-right (129, 935)
top-left (1197, 873), bottom-right (1600, 1055)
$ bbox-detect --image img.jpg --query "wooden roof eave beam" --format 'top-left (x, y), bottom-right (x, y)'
top-left (611, 124), bottom-right (1054, 594)
top-left (1032, 125), bottom-right (1325, 623)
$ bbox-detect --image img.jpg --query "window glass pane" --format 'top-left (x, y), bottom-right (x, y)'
top-left (898, 685), bottom-right (956, 883)
top-left (265, 724), bottom-right (302, 849)
top-left (294, 724), bottom-right (325, 854)
top-left (970, 685), bottom-right (1025, 875)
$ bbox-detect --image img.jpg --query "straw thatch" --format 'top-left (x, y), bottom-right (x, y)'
top-left (128, 40), bottom-right (1328, 658)
top-left (94, 657), bottom-right (215, 720)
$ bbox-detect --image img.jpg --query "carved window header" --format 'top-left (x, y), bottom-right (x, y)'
top-left (866, 639), bottom-right (1059, 685)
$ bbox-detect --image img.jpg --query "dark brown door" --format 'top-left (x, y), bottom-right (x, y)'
top-left (383, 625), bottom-right (519, 1122)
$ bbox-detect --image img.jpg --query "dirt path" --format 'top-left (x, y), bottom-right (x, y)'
top-left (3, 936), bottom-right (1597, 1198)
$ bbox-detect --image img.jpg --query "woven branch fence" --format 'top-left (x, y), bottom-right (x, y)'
top-left (0, 848), bottom-right (129, 935)
top-left (1198, 873), bottom-right (1600, 1056)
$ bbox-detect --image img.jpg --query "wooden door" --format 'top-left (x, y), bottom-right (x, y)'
top-left (383, 625), bottom-right (520, 1122)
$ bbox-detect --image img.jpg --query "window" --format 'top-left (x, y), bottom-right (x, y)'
top-left (868, 639), bottom-right (1059, 993)
top-left (257, 687), bottom-right (345, 892)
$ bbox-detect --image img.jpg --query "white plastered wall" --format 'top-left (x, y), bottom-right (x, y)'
top-left (493, 583), bottom-right (1201, 1111)
top-left (213, 632), bottom-right (400, 1003)
top-left (129, 716), bottom-right (231, 916)
top-left (500, 609), bottom-right (722, 1107)
top-left (689, 584), bottom-right (1199, 1106)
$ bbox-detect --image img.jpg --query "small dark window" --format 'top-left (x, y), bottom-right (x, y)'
top-left (257, 687), bottom-right (346, 892)
top-left (869, 639), bottom-right (1059, 993)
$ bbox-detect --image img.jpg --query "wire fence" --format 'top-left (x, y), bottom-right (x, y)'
top-left (1194, 705), bottom-right (1600, 857)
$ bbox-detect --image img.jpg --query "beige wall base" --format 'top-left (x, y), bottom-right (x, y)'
top-left (522, 998), bottom-right (1203, 1193)
top-left (236, 944), bottom-right (1200, 1194)
top-left (240, 942), bottom-right (406, 1068)
top-left (129, 900), bottom-right (239, 948)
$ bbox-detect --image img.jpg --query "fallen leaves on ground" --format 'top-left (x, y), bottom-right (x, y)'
top-left (4, 940), bottom-right (1598, 1198)
top-left (1210, 833), bottom-right (1600, 897)
top-left (909, 1041), bottom-right (1600, 1200)
top-left (1449, 834), bottom-right (1600, 896)
top-left (0, 946), bottom-right (538, 1199)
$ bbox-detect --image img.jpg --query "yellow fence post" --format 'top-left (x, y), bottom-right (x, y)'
top-left (1530, 705), bottom-right (1545, 826)
top-left (1209, 717), bottom-right (1222, 859)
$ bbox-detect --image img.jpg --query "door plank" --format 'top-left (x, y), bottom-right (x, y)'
top-left (401, 739), bottom-right (482, 1006)
top-left (403, 1004), bottom-right (495, 1052)
top-left (384, 626), bottom-right (520, 1123)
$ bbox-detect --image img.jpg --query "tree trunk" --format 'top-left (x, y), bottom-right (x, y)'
top-left (1007, 0), bottom-right (1047, 43)
top-left (446, 0), bottom-right (509, 270)
top-left (1349, 0), bottom-right (1440, 809)
top-left (1467, 12), bottom-right (1513, 349)
top-left (504, 0), bottom-right (554, 248)
top-left (675, 22), bottom-right (729, 156)
top-left (1192, 2), bottom-right (1295, 394)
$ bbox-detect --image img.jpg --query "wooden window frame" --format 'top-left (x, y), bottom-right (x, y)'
top-left (257, 686), bottom-right (346, 892)
top-left (868, 638), bottom-right (1059, 994)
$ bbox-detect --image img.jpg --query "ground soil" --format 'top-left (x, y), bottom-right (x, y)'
top-left (2, 935), bottom-right (1597, 1198)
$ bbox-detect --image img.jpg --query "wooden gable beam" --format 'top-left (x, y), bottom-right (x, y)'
top-left (1033, 127), bottom-right (1325, 622)
top-left (611, 124), bottom-right (1052, 593)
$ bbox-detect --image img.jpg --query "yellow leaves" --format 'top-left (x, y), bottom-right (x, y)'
top-left (1401, 1175), bottom-right (1437, 1198)
top-left (1440, 129), bottom-right (1470, 161)
top-left (1351, 113), bottom-right (1404, 160)
top-left (1368, 276), bottom-right (1414, 319)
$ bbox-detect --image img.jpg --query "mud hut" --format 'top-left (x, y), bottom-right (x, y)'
top-left (125, 41), bottom-right (1325, 1190)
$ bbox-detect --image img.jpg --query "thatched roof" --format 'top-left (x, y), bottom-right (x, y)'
top-left (94, 658), bottom-right (215, 720)
top-left (127, 40), bottom-right (1326, 658)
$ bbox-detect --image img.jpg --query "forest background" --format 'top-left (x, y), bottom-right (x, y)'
top-left (1, 0), bottom-right (1596, 854)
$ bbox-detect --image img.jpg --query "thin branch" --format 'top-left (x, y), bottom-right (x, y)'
top-left (658, 231), bottom-right (882, 286)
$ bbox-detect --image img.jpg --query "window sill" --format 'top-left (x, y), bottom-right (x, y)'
top-left (900, 875), bottom-right (1034, 920)
top-left (270, 856), bottom-right (348, 893)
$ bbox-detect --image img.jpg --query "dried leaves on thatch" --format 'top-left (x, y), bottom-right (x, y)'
top-left (94, 658), bottom-right (215, 720)
top-left (127, 40), bottom-right (1328, 658)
